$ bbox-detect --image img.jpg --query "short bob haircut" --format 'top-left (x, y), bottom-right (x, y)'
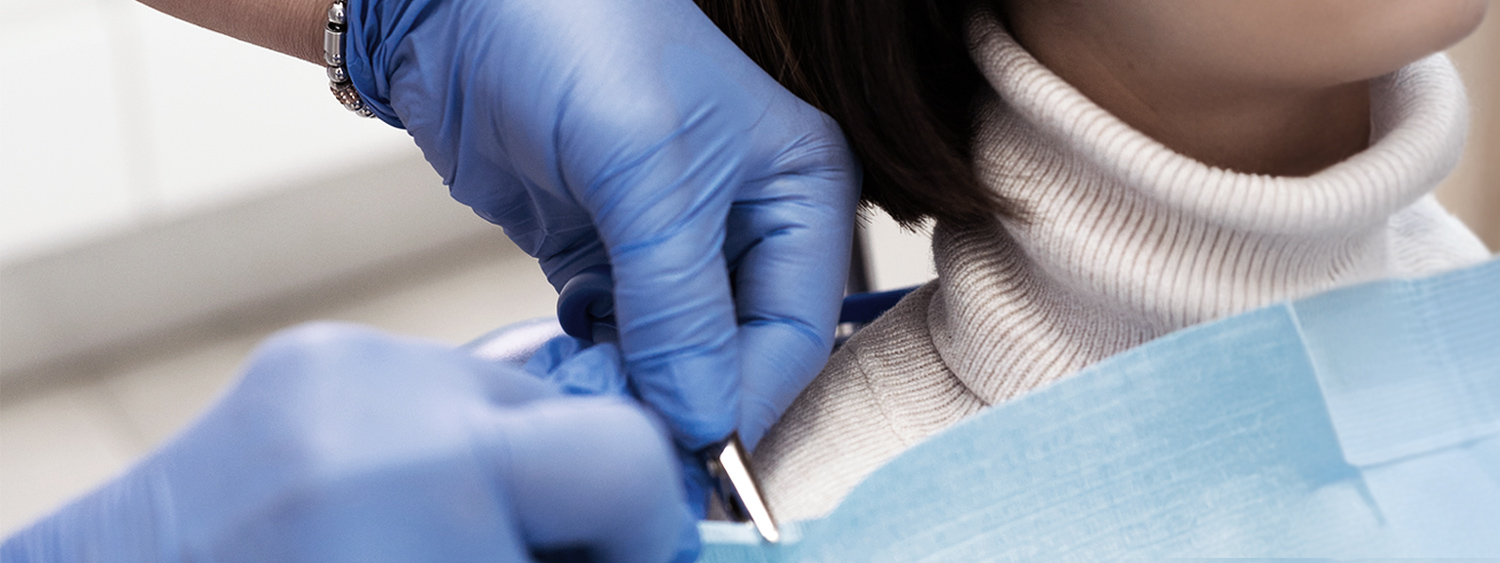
top-left (694, 0), bottom-right (1021, 226)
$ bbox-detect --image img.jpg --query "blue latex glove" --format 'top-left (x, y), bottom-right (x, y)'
top-left (1, 324), bottom-right (696, 563)
top-left (344, 0), bottom-right (860, 452)
top-left (524, 336), bottom-right (719, 519)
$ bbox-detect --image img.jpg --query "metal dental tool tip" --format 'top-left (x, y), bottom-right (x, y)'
top-left (704, 433), bottom-right (780, 543)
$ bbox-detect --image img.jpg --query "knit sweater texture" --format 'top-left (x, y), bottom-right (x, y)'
top-left (752, 13), bottom-right (1493, 522)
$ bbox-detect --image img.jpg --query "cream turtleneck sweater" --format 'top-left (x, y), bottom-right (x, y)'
top-left (752, 14), bottom-right (1492, 522)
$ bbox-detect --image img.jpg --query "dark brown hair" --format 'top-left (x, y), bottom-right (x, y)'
top-left (695, 0), bottom-right (1020, 226)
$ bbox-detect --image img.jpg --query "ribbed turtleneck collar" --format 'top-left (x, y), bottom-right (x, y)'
top-left (928, 13), bottom-right (1470, 405)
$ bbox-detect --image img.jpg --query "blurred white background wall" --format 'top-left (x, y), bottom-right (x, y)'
top-left (1, 0), bottom-right (1497, 538)
top-left (3, 0), bottom-right (415, 261)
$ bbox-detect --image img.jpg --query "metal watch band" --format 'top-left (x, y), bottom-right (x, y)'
top-left (324, 0), bottom-right (375, 118)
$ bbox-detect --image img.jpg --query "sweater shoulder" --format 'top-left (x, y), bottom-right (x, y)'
top-left (1387, 195), bottom-right (1491, 276)
top-left (752, 283), bottom-right (983, 521)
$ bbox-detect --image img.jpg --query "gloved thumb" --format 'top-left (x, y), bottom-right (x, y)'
top-left (485, 396), bottom-right (699, 563)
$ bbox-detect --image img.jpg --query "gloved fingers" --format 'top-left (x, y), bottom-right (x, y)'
top-left (488, 396), bottom-right (699, 563)
top-left (521, 337), bottom-right (720, 525)
top-left (572, 46), bottom-right (781, 451)
top-left (535, 231), bottom-right (611, 293)
top-left (522, 336), bottom-right (589, 376)
top-left (607, 220), bottom-right (740, 451)
top-left (721, 150), bottom-right (860, 450)
top-left (523, 338), bottom-right (631, 397)
top-left (163, 323), bottom-right (566, 563)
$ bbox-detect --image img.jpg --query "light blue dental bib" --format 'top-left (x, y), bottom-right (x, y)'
top-left (700, 258), bottom-right (1500, 561)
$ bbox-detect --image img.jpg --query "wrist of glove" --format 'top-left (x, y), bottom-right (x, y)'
top-left (2, 324), bottom-right (697, 563)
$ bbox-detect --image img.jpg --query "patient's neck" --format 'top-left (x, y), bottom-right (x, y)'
top-left (1004, 15), bottom-right (1370, 177)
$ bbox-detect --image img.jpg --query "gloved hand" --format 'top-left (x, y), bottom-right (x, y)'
top-left (1, 324), bottom-right (696, 563)
top-left (344, 0), bottom-right (860, 452)
top-left (524, 336), bottom-right (719, 518)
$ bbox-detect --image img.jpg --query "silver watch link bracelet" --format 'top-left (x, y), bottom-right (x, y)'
top-left (324, 0), bottom-right (375, 118)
